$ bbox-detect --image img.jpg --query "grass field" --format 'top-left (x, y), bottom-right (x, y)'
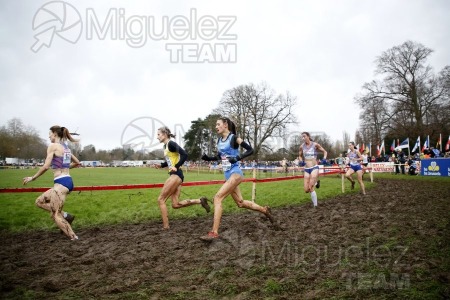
top-left (1, 168), bottom-right (449, 299)
top-left (0, 167), bottom-right (375, 231)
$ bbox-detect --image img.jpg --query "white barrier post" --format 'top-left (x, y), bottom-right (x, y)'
top-left (251, 168), bottom-right (256, 202)
top-left (341, 171), bottom-right (345, 193)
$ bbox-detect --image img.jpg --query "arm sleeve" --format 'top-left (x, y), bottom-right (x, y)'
top-left (230, 135), bottom-right (239, 149)
top-left (160, 161), bottom-right (168, 168)
top-left (210, 154), bottom-right (221, 161)
top-left (239, 141), bottom-right (253, 160)
top-left (168, 140), bottom-right (188, 169)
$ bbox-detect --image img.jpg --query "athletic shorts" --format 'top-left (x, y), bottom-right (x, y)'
top-left (169, 169), bottom-right (184, 182)
top-left (224, 164), bottom-right (243, 180)
top-left (304, 165), bottom-right (319, 174)
top-left (350, 164), bottom-right (363, 172)
top-left (54, 175), bottom-right (74, 192)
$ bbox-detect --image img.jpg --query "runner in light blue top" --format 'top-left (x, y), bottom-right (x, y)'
top-left (200, 117), bottom-right (275, 241)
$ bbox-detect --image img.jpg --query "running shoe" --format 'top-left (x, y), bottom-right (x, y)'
top-left (199, 231), bottom-right (219, 241)
top-left (264, 206), bottom-right (275, 223)
top-left (200, 197), bottom-right (211, 213)
top-left (315, 180), bottom-right (321, 189)
top-left (351, 181), bottom-right (355, 190)
top-left (65, 213), bottom-right (75, 225)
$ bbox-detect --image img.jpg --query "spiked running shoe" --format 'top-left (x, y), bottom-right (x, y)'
top-left (65, 213), bottom-right (75, 225)
top-left (199, 231), bottom-right (219, 242)
top-left (315, 180), bottom-right (321, 189)
top-left (351, 181), bottom-right (355, 190)
top-left (200, 197), bottom-right (211, 213)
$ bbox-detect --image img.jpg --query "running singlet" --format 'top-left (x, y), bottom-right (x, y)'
top-left (362, 154), bottom-right (369, 164)
top-left (302, 142), bottom-right (317, 160)
top-left (348, 151), bottom-right (360, 166)
top-left (164, 141), bottom-right (181, 169)
top-left (51, 143), bottom-right (71, 169)
top-left (217, 134), bottom-right (239, 171)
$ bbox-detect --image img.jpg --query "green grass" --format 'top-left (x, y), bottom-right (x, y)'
top-left (6, 166), bottom-right (444, 232)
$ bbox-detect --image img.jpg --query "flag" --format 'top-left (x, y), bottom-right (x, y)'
top-left (397, 139), bottom-right (400, 147)
top-left (380, 140), bottom-right (385, 155)
top-left (446, 135), bottom-right (450, 151)
top-left (359, 144), bottom-right (365, 153)
top-left (422, 135), bottom-right (429, 152)
top-left (398, 138), bottom-right (409, 149)
top-left (390, 140), bottom-right (395, 152)
top-left (436, 134), bottom-right (442, 151)
top-left (367, 143), bottom-right (371, 156)
top-left (411, 136), bottom-right (420, 153)
top-left (356, 144), bottom-right (360, 152)
top-left (376, 144), bottom-right (380, 156)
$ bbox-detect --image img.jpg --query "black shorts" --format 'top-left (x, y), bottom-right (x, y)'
top-left (169, 169), bottom-right (184, 182)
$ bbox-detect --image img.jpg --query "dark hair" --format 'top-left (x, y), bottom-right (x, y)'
top-left (158, 126), bottom-right (176, 138)
top-left (349, 142), bottom-right (355, 146)
top-left (50, 125), bottom-right (78, 142)
top-left (219, 117), bottom-right (236, 135)
top-left (301, 132), bottom-right (314, 142)
top-left (301, 132), bottom-right (310, 138)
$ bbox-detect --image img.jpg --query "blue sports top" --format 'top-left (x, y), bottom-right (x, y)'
top-left (217, 133), bottom-right (239, 171)
top-left (51, 143), bottom-right (71, 169)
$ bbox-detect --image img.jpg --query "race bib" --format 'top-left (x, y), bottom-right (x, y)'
top-left (63, 149), bottom-right (71, 165)
top-left (165, 156), bottom-right (172, 168)
top-left (221, 156), bottom-right (231, 171)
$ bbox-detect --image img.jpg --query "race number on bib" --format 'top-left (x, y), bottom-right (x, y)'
top-left (165, 156), bottom-right (172, 168)
top-left (221, 157), bottom-right (231, 171)
top-left (63, 149), bottom-right (71, 165)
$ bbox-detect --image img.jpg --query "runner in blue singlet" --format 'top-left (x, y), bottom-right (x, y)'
top-left (200, 117), bottom-right (275, 241)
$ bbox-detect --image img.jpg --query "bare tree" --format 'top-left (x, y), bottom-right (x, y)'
top-left (342, 131), bottom-right (351, 147)
top-left (214, 82), bottom-right (297, 159)
top-left (355, 41), bottom-right (449, 141)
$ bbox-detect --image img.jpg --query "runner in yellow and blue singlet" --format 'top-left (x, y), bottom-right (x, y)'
top-left (154, 126), bottom-right (211, 230)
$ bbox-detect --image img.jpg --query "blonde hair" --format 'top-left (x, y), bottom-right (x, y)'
top-left (158, 126), bottom-right (176, 138)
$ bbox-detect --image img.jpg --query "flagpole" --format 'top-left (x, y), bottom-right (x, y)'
top-left (408, 138), bottom-right (410, 156)
top-left (440, 133), bottom-right (442, 152)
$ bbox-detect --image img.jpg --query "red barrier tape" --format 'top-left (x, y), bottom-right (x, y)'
top-left (0, 169), bottom-right (342, 193)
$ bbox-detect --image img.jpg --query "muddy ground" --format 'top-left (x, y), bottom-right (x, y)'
top-left (1, 179), bottom-right (449, 299)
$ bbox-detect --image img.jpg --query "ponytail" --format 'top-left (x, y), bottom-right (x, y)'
top-left (50, 125), bottom-right (79, 142)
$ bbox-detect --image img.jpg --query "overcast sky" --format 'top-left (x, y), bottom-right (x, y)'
top-left (1, 0), bottom-right (449, 152)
